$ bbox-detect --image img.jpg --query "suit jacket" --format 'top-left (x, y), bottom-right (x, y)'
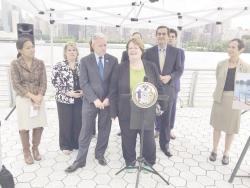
top-left (10, 57), bottom-right (47, 97)
top-left (144, 45), bottom-right (183, 100)
top-left (175, 48), bottom-right (185, 92)
top-left (110, 60), bottom-right (166, 129)
top-left (79, 53), bottom-right (118, 103)
top-left (121, 50), bottom-right (129, 63)
top-left (213, 59), bottom-right (250, 103)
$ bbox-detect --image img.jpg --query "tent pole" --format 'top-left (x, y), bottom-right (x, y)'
top-left (50, 23), bottom-right (54, 66)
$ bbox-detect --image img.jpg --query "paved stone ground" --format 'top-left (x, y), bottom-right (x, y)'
top-left (0, 107), bottom-right (250, 188)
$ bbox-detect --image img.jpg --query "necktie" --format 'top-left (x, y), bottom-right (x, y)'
top-left (98, 56), bottom-right (104, 80)
top-left (159, 49), bottom-right (165, 72)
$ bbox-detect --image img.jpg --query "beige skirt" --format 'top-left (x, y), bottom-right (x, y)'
top-left (16, 96), bottom-right (47, 130)
top-left (210, 91), bottom-right (241, 134)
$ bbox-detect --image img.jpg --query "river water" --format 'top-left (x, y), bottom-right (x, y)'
top-left (1, 42), bottom-right (250, 69)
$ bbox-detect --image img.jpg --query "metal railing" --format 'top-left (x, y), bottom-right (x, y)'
top-left (0, 64), bottom-right (216, 108)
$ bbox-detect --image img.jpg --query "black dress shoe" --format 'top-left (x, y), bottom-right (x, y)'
top-left (162, 149), bottom-right (173, 157)
top-left (65, 162), bottom-right (85, 173)
top-left (97, 157), bottom-right (107, 166)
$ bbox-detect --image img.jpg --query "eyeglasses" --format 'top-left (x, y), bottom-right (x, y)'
top-left (156, 32), bottom-right (167, 36)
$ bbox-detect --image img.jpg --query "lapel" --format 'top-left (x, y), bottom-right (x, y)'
top-left (103, 54), bottom-right (111, 80)
top-left (153, 46), bottom-right (160, 73)
top-left (163, 45), bottom-right (172, 72)
top-left (221, 60), bottom-right (229, 85)
top-left (19, 57), bottom-right (32, 72)
top-left (90, 53), bottom-right (103, 82)
top-left (122, 61), bottom-right (130, 94)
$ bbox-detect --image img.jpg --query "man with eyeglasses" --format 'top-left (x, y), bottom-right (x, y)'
top-left (144, 26), bottom-right (182, 157)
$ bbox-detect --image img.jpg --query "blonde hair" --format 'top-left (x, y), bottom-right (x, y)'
top-left (63, 42), bottom-right (79, 61)
top-left (126, 38), bottom-right (144, 54)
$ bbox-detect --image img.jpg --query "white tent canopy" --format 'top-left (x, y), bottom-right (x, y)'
top-left (8, 0), bottom-right (250, 30)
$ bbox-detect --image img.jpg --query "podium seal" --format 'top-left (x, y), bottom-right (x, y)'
top-left (131, 82), bottom-right (158, 108)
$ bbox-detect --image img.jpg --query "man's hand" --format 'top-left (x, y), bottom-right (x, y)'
top-left (160, 75), bottom-right (171, 84)
top-left (102, 98), bottom-right (110, 107)
top-left (94, 99), bottom-right (105, 109)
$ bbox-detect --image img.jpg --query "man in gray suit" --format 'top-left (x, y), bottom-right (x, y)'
top-left (144, 26), bottom-right (182, 157)
top-left (65, 33), bottom-right (118, 173)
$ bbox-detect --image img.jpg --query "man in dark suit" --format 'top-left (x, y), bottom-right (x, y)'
top-left (144, 26), bottom-right (183, 157)
top-left (168, 28), bottom-right (185, 139)
top-left (65, 33), bottom-right (118, 173)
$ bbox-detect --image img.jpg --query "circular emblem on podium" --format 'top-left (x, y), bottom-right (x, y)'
top-left (132, 82), bottom-right (158, 108)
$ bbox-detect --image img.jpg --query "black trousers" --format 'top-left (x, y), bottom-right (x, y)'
top-left (119, 120), bottom-right (156, 166)
top-left (57, 100), bottom-right (82, 150)
top-left (159, 100), bottom-right (174, 151)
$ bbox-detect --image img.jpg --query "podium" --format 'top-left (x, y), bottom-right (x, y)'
top-left (115, 82), bottom-right (169, 188)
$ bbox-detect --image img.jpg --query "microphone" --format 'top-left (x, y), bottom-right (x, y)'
top-left (144, 76), bottom-right (148, 82)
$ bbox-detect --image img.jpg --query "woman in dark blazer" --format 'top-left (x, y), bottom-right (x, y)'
top-left (110, 38), bottom-right (166, 167)
top-left (51, 42), bottom-right (83, 155)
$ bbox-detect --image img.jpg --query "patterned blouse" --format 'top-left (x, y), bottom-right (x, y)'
top-left (51, 60), bottom-right (80, 104)
top-left (10, 57), bottom-right (47, 97)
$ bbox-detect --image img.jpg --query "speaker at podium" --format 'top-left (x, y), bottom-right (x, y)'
top-left (17, 23), bottom-right (34, 42)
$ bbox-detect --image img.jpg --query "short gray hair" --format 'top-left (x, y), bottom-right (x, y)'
top-left (91, 33), bottom-right (107, 44)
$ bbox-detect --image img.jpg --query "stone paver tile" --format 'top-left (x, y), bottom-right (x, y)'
top-left (22, 164), bottom-right (40, 173)
top-left (196, 175), bottom-right (214, 186)
top-left (109, 178), bottom-right (127, 188)
top-left (49, 171), bottom-right (66, 181)
top-left (192, 154), bottom-right (208, 162)
top-left (55, 154), bottom-right (70, 162)
top-left (184, 158), bottom-right (198, 166)
top-left (215, 166), bottom-right (232, 175)
top-left (126, 184), bottom-right (143, 188)
top-left (39, 158), bottom-right (56, 167)
top-left (242, 178), bottom-right (250, 187)
top-left (169, 155), bottom-right (183, 163)
top-left (35, 167), bottom-right (53, 177)
top-left (63, 175), bottom-right (81, 186)
top-left (30, 176), bottom-right (49, 187)
top-left (94, 165), bottom-right (111, 174)
top-left (186, 181), bottom-right (204, 188)
top-left (156, 183), bottom-right (175, 188)
top-left (215, 180), bottom-right (233, 188)
top-left (163, 166), bottom-right (180, 177)
top-left (46, 181), bottom-right (64, 188)
top-left (158, 159), bottom-right (174, 167)
top-left (109, 160), bottom-right (123, 169)
top-left (17, 172), bottom-right (36, 182)
top-left (169, 176), bottom-right (186, 187)
top-left (178, 151), bottom-right (193, 159)
top-left (52, 161), bottom-right (69, 171)
top-left (77, 180), bottom-right (96, 188)
top-left (78, 169), bottom-right (96, 179)
top-left (123, 173), bottom-right (136, 184)
top-left (15, 183), bottom-right (31, 188)
top-left (96, 185), bottom-right (110, 188)
top-left (206, 170), bottom-right (223, 180)
top-left (174, 163), bottom-right (190, 171)
top-left (190, 166), bottom-right (206, 176)
top-left (140, 174), bottom-right (157, 188)
top-left (180, 171), bottom-right (196, 181)
top-left (234, 185), bottom-right (250, 188)
top-left (94, 174), bottom-right (111, 184)
top-left (199, 162), bottom-right (215, 170)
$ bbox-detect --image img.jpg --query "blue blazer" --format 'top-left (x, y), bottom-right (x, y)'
top-left (144, 45), bottom-right (183, 99)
